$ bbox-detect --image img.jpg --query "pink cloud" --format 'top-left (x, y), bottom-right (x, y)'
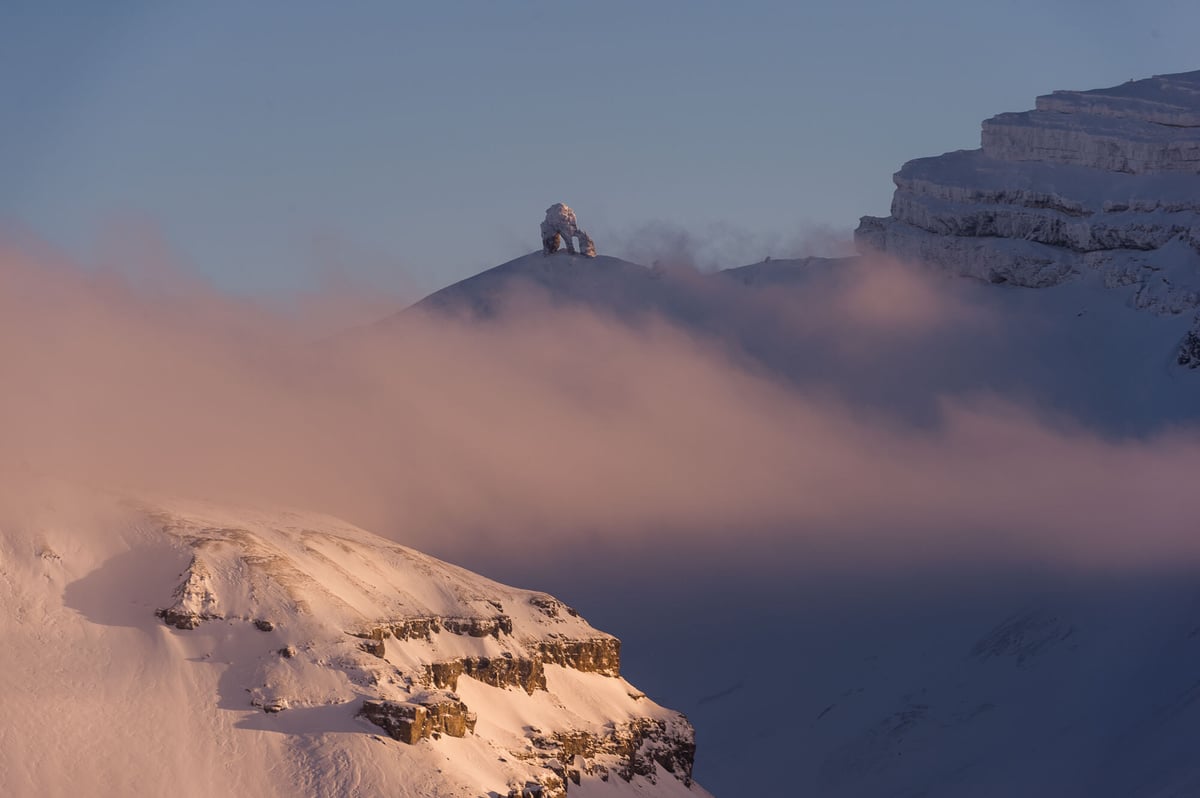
top-left (1, 234), bottom-right (1196, 577)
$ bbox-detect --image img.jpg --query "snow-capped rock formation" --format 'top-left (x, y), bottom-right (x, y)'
top-left (982, 73), bottom-right (1200, 173)
top-left (542, 203), bottom-right (596, 258)
top-left (0, 494), bottom-right (707, 798)
top-left (856, 70), bottom-right (1200, 362)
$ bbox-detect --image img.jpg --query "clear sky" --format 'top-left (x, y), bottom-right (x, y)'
top-left (2, 1), bottom-right (1197, 296)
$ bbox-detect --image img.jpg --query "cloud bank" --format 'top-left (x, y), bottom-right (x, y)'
top-left (2, 234), bottom-right (1197, 578)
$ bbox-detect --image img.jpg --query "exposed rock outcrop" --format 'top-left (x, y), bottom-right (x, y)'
top-left (1178, 320), bottom-right (1200, 368)
top-left (529, 594), bottom-right (581, 619)
top-left (155, 555), bottom-right (220, 629)
top-left (425, 655), bottom-right (546, 694)
top-left (351, 614), bottom-right (514, 642)
top-left (508, 775), bottom-right (568, 798)
top-left (542, 203), bottom-right (596, 257)
top-left (535, 636), bottom-right (621, 677)
top-left (533, 717), bottom-right (698, 787)
top-left (358, 694), bottom-right (477, 744)
top-left (417, 636), bottom-right (620, 695)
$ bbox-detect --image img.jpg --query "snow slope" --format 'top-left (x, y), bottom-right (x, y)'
top-left (0, 490), bottom-right (709, 798)
top-left (408, 252), bottom-right (707, 323)
top-left (588, 567), bottom-right (1200, 798)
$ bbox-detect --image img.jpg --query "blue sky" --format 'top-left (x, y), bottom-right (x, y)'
top-left (2, 1), bottom-right (1197, 296)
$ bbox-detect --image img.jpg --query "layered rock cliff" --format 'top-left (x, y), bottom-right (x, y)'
top-left (856, 70), bottom-right (1200, 363)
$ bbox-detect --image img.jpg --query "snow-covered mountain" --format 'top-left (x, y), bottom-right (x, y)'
top-left (856, 69), bottom-right (1200, 361)
top-left (411, 72), bottom-right (1200, 377)
top-left (394, 70), bottom-right (1200, 798)
top-left (12, 68), bottom-right (1200, 798)
top-left (0, 490), bottom-right (708, 798)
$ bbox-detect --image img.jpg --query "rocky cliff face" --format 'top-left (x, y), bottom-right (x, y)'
top-left (153, 504), bottom-right (702, 796)
top-left (856, 70), bottom-right (1200, 364)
